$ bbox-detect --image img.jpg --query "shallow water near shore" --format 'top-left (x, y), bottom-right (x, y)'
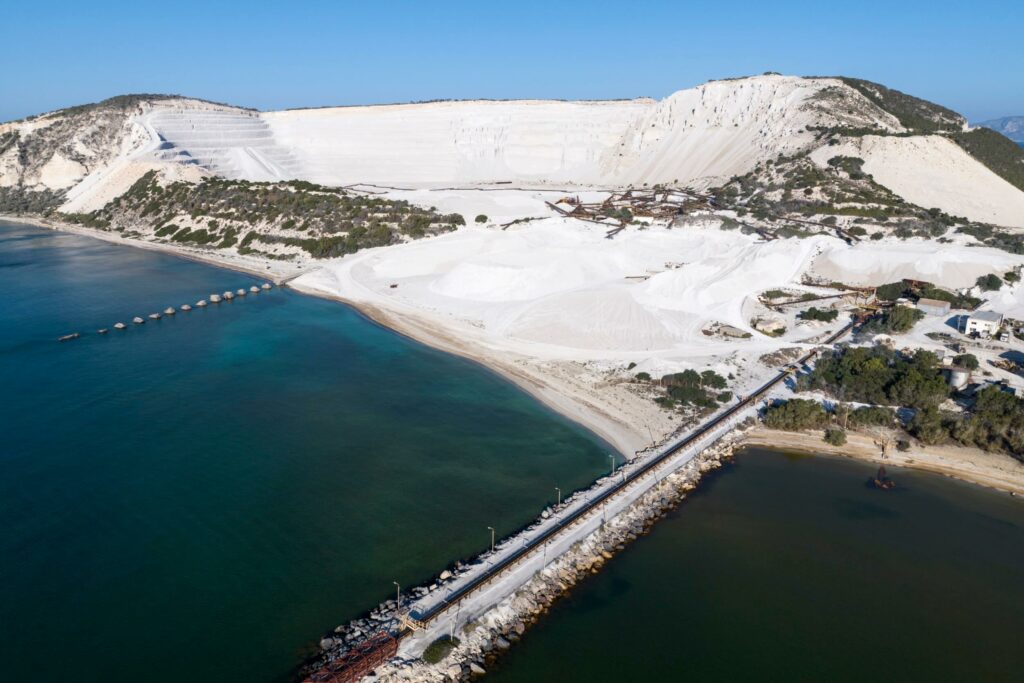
top-left (488, 448), bottom-right (1024, 682)
top-left (0, 221), bottom-right (613, 682)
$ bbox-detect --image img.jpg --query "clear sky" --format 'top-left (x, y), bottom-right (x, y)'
top-left (2, 0), bottom-right (1022, 122)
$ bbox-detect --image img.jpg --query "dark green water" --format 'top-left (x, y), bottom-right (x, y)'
top-left (489, 449), bottom-right (1024, 682)
top-left (0, 221), bottom-right (612, 682)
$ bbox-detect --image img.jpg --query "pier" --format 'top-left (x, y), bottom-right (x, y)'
top-left (305, 320), bottom-right (857, 680)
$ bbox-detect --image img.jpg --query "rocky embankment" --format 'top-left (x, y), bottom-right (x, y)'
top-left (304, 433), bottom-right (745, 682)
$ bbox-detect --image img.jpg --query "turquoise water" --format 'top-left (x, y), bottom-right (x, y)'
top-left (0, 221), bottom-right (612, 682)
top-left (489, 449), bottom-right (1024, 682)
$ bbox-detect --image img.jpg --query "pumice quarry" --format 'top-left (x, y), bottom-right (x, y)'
top-left (5, 58), bottom-right (1024, 683)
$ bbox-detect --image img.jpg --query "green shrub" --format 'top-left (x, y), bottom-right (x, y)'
top-left (953, 353), bottom-right (979, 370)
top-left (863, 306), bottom-right (924, 334)
top-left (976, 273), bottom-right (1003, 291)
top-left (422, 637), bottom-right (460, 664)
top-left (801, 346), bottom-right (948, 409)
top-left (654, 396), bottom-right (677, 409)
top-left (799, 307), bottom-right (839, 322)
top-left (824, 428), bottom-right (847, 446)
top-left (763, 399), bottom-right (829, 431)
top-left (635, 372), bottom-right (651, 381)
top-left (875, 281), bottom-right (907, 301)
top-left (475, 214), bottom-right (488, 223)
top-left (848, 405), bottom-right (895, 428)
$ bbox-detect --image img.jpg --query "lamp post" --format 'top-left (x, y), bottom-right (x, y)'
top-left (608, 454), bottom-right (615, 476)
top-left (393, 581), bottom-right (400, 611)
top-left (555, 487), bottom-right (561, 507)
top-left (487, 526), bottom-right (495, 553)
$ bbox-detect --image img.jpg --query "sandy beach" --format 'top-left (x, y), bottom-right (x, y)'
top-left (287, 281), bottom-right (675, 456)
top-left (741, 427), bottom-right (1024, 496)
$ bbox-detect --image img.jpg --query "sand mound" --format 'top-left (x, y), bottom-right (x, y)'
top-left (811, 135), bottom-right (1024, 229)
top-left (812, 238), bottom-right (1019, 288)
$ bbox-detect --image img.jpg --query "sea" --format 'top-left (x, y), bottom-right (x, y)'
top-left (3, 220), bottom-right (1023, 682)
top-left (489, 449), bottom-right (1024, 682)
top-left (0, 220), bottom-right (612, 682)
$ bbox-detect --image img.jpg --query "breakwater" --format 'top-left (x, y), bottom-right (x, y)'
top-left (58, 282), bottom-right (274, 340)
top-left (304, 431), bottom-right (746, 682)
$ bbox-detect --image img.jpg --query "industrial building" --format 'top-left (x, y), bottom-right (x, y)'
top-left (916, 298), bottom-right (951, 316)
top-left (963, 310), bottom-right (1004, 337)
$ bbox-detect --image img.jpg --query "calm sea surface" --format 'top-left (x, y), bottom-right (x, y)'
top-left (4, 221), bottom-right (1023, 683)
top-left (489, 449), bottom-right (1024, 682)
top-left (0, 221), bottom-right (612, 682)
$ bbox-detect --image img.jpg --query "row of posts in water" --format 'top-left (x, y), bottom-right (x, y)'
top-left (58, 282), bottom-right (274, 342)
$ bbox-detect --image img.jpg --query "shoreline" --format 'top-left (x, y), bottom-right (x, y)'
top-left (0, 213), bottom-right (304, 283)
top-left (740, 427), bottom-right (1024, 496)
top-left (288, 280), bottom-right (654, 457)
top-left (8, 212), bottom-right (1023, 492)
top-left (2, 212), bottom-right (655, 457)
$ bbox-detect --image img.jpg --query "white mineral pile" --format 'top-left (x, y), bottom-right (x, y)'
top-left (296, 219), bottom-right (1017, 358)
top-left (7, 75), bottom-right (1024, 228)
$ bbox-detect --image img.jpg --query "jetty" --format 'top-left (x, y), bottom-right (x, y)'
top-left (305, 320), bottom-right (858, 681)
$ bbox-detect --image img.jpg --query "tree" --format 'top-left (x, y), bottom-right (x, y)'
top-left (700, 370), bottom-right (728, 389)
top-left (764, 399), bottom-right (829, 431)
top-left (908, 406), bottom-right (949, 445)
top-left (875, 281), bottom-right (908, 301)
top-left (863, 306), bottom-right (925, 334)
top-left (848, 405), bottom-right (894, 428)
top-left (798, 307), bottom-right (839, 322)
top-left (475, 214), bottom-right (488, 223)
top-left (953, 353), bottom-right (979, 370)
top-left (976, 273), bottom-right (1004, 291)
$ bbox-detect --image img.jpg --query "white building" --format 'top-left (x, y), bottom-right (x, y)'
top-left (963, 310), bottom-right (1004, 337)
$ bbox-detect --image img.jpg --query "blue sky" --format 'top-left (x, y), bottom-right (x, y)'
top-left (2, 0), bottom-right (1021, 122)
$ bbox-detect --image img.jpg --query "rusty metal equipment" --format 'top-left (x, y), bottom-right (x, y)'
top-left (303, 632), bottom-right (399, 683)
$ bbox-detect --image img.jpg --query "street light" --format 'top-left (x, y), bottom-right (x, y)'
top-left (555, 486), bottom-right (561, 506)
top-left (393, 581), bottom-right (400, 611)
top-left (487, 526), bottom-right (495, 553)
